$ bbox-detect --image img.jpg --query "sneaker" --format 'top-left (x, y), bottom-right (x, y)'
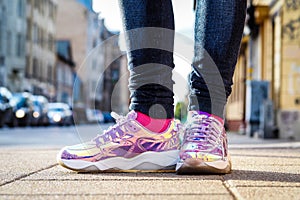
top-left (176, 111), bottom-right (231, 174)
top-left (57, 111), bottom-right (181, 172)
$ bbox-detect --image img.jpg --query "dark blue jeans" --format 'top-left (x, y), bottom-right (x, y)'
top-left (119, 0), bottom-right (246, 119)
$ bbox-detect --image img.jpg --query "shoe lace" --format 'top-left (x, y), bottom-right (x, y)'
top-left (92, 112), bottom-right (131, 146)
top-left (185, 114), bottom-right (224, 152)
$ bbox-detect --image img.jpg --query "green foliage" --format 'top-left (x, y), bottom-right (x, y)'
top-left (175, 101), bottom-right (187, 122)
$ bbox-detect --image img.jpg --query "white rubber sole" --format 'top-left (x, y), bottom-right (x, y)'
top-left (58, 150), bottom-right (180, 172)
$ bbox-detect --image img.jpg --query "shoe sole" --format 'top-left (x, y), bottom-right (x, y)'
top-left (176, 157), bottom-right (232, 175)
top-left (58, 150), bottom-right (179, 173)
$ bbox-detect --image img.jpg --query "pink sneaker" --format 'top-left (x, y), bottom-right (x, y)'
top-left (57, 111), bottom-right (181, 172)
top-left (176, 111), bottom-right (231, 174)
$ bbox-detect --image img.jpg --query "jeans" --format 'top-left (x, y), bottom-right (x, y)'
top-left (119, 0), bottom-right (247, 119)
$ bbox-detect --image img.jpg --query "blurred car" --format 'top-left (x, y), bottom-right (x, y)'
top-left (86, 109), bottom-right (104, 123)
top-left (102, 111), bottom-right (115, 123)
top-left (31, 95), bottom-right (49, 126)
top-left (8, 92), bottom-right (34, 127)
top-left (47, 102), bottom-right (73, 126)
top-left (0, 87), bottom-right (13, 127)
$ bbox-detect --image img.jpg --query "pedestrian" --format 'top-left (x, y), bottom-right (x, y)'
top-left (57, 0), bottom-right (247, 174)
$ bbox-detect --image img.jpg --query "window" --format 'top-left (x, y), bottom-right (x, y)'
top-left (39, 64), bottom-right (44, 81)
top-left (16, 33), bottom-right (22, 57)
top-left (0, 56), bottom-right (4, 66)
top-left (33, 23), bottom-right (38, 43)
top-left (49, 2), bottom-right (53, 18)
top-left (25, 56), bottom-right (31, 78)
top-left (57, 64), bottom-right (63, 84)
top-left (40, 0), bottom-right (45, 15)
top-left (48, 34), bottom-right (53, 51)
top-left (47, 65), bottom-right (52, 83)
top-left (26, 19), bottom-right (31, 41)
top-left (49, 2), bottom-right (56, 20)
top-left (2, 6), bottom-right (7, 28)
top-left (34, 0), bottom-right (39, 11)
top-left (93, 39), bottom-right (97, 48)
top-left (38, 26), bottom-right (41, 45)
top-left (7, 31), bottom-right (11, 56)
top-left (33, 58), bottom-right (38, 79)
top-left (40, 28), bottom-right (44, 48)
top-left (17, 0), bottom-right (24, 18)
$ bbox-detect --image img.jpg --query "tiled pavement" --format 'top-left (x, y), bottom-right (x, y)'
top-left (0, 146), bottom-right (299, 200)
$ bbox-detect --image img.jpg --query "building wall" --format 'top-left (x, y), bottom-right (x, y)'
top-left (56, 0), bottom-right (87, 79)
top-left (56, 59), bottom-right (74, 105)
top-left (25, 0), bottom-right (57, 99)
top-left (0, 0), bottom-right (27, 91)
top-left (56, 0), bottom-right (103, 108)
top-left (228, 0), bottom-right (300, 137)
top-left (280, 1), bottom-right (300, 109)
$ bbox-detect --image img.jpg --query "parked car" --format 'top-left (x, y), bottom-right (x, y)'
top-left (102, 111), bottom-right (115, 123)
top-left (0, 87), bottom-right (13, 127)
top-left (31, 95), bottom-right (49, 126)
top-left (8, 92), bottom-right (34, 127)
top-left (86, 109), bottom-right (104, 123)
top-left (47, 103), bottom-right (73, 126)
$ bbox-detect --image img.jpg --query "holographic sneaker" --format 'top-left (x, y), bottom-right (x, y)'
top-left (57, 111), bottom-right (181, 172)
top-left (176, 111), bottom-right (231, 174)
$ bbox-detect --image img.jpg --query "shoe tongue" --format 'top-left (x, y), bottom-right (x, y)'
top-left (187, 111), bottom-right (209, 121)
top-left (188, 111), bottom-right (224, 125)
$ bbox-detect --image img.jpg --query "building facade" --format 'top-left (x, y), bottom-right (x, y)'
top-left (226, 0), bottom-right (300, 139)
top-left (56, 0), bottom-right (103, 108)
top-left (96, 19), bottom-right (130, 114)
top-left (55, 40), bottom-right (75, 105)
top-left (24, 0), bottom-right (57, 99)
top-left (0, 0), bottom-right (27, 92)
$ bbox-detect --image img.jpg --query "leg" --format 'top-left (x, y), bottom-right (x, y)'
top-left (177, 0), bottom-right (247, 174)
top-left (120, 0), bottom-right (175, 119)
top-left (190, 0), bottom-right (247, 118)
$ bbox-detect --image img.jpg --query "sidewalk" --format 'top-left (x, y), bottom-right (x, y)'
top-left (0, 133), bottom-right (299, 200)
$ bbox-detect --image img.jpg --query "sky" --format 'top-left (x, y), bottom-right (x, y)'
top-left (92, 0), bottom-right (195, 34)
top-left (92, 0), bottom-right (195, 101)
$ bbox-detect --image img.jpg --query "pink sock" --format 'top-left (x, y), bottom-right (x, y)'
top-left (136, 112), bottom-right (172, 133)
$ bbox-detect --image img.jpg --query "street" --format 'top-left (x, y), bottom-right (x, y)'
top-left (1, 124), bottom-right (299, 148)
top-left (0, 124), bottom-right (112, 147)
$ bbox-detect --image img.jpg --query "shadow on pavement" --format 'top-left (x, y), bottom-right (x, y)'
top-left (225, 169), bottom-right (300, 183)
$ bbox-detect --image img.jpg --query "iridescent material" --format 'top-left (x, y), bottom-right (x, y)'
top-left (176, 111), bottom-right (231, 174)
top-left (57, 111), bottom-right (181, 171)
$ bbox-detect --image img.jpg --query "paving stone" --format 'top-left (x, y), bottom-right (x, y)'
top-left (0, 194), bottom-right (233, 200)
top-left (230, 149), bottom-right (300, 157)
top-left (0, 149), bottom-right (57, 185)
top-left (23, 165), bottom-right (222, 181)
top-left (236, 187), bottom-right (300, 200)
top-left (1, 144), bottom-right (300, 200)
top-left (0, 180), bottom-right (228, 195)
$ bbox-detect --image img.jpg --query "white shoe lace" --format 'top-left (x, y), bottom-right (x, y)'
top-left (185, 114), bottom-right (224, 152)
top-left (92, 112), bottom-right (131, 146)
